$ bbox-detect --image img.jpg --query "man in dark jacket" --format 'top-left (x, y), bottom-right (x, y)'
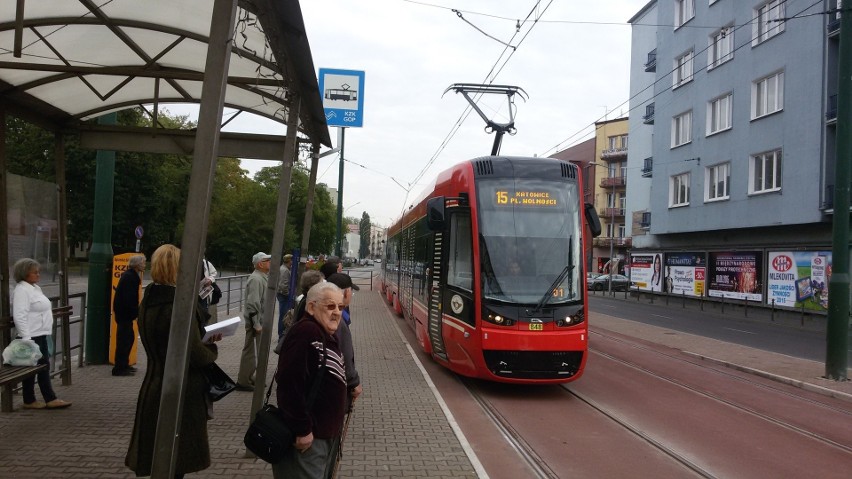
top-left (274, 282), bottom-right (347, 478)
top-left (326, 272), bottom-right (362, 410)
top-left (113, 254), bottom-right (145, 376)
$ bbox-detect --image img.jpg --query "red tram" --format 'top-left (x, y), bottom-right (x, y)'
top-left (381, 156), bottom-right (601, 384)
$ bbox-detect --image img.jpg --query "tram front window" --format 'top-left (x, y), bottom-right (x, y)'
top-left (477, 178), bottom-right (582, 305)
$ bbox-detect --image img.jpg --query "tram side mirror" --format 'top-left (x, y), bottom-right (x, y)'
top-left (427, 197), bottom-right (446, 231)
top-left (585, 202), bottom-right (602, 238)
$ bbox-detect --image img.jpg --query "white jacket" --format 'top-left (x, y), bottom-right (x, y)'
top-left (12, 281), bottom-right (53, 339)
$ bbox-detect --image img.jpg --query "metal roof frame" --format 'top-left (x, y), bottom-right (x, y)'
top-left (0, 0), bottom-right (330, 146)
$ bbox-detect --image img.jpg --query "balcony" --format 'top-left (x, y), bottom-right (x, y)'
top-left (598, 207), bottom-right (625, 218)
top-left (644, 49), bottom-right (657, 72)
top-left (827, 94), bottom-right (838, 123)
top-left (640, 211), bottom-right (651, 229)
top-left (600, 176), bottom-right (626, 188)
top-left (593, 237), bottom-right (632, 248)
top-left (601, 147), bottom-right (628, 160)
top-left (643, 103), bottom-right (655, 124)
top-left (641, 157), bottom-right (653, 177)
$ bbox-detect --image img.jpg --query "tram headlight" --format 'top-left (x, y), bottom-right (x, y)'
top-left (557, 308), bottom-right (584, 327)
top-left (483, 308), bottom-right (515, 327)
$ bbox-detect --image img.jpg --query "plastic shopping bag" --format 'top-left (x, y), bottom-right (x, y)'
top-left (2, 338), bottom-right (43, 366)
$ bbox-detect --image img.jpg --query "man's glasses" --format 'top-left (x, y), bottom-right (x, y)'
top-left (319, 302), bottom-right (345, 312)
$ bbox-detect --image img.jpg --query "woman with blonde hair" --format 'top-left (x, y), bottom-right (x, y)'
top-left (125, 244), bottom-right (222, 477)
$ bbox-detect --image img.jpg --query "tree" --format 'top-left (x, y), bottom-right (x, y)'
top-left (359, 212), bottom-right (371, 259)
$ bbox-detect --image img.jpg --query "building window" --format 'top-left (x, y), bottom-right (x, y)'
top-left (673, 49), bottom-right (694, 88)
top-left (671, 110), bottom-right (693, 148)
top-left (753, 0), bottom-right (785, 45)
top-left (670, 173), bottom-right (690, 207)
top-left (708, 26), bottom-right (733, 69)
top-left (750, 149), bottom-right (782, 194)
top-left (752, 71), bottom-right (784, 119)
top-left (705, 162), bottom-right (730, 201)
top-left (608, 134), bottom-right (628, 150)
top-left (675, 0), bottom-right (695, 28)
top-left (707, 93), bottom-right (733, 135)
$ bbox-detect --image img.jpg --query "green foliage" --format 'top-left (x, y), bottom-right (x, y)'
top-left (5, 109), bottom-right (340, 267)
top-left (359, 212), bottom-right (371, 258)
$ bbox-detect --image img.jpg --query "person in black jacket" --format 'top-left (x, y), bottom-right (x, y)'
top-left (273, 282), bottom-right (347, 479)
top-left (113, 254), bottom-right (145, 376)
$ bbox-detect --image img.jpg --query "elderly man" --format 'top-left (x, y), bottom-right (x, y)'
top-left (113, 254), bottom-right (146, 376)
top-left (236, 251), bottom-right (270, 391)
top-left (274, 282), bottom-right (347, 479)
top-left (277, 253), bottom-right (293, 340)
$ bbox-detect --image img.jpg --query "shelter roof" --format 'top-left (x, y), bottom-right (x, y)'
top-left (0, 0), bottom-right (331, 147)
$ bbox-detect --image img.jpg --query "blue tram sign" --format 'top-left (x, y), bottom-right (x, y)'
top-left (318, 68), bottom-right (365, 128)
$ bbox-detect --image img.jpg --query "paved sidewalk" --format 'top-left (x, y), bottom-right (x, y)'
top-left (0, 289), bottom-right (478, 478)
top-left (2, 279), bottom-right (849, 478)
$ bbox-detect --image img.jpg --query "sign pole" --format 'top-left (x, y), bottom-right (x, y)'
top-left (336, 127), bottom-right (345, 258)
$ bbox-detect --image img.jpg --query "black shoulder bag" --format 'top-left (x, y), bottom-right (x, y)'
top-left (244, 344), bottom-right (327, 464)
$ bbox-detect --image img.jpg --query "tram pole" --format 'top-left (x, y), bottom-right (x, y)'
top-left (336, 127), bottom-right (345, 258)
top-left (825, 8), bottom-right (851, 381)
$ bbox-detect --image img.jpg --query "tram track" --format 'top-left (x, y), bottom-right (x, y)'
top-left (588, 330), bottom-right (852, 455)
top-left (591, 328), bottom-right (852, 415)
top-left (460, 377), bottom-right (558, 479)
top-left (560, 386), bottom-right (716, 479)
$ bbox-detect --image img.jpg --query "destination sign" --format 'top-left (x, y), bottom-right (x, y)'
top-left (495, 190), bottom-right (559, 207)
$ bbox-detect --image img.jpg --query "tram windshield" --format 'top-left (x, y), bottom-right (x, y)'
top-left (477, 178), bottom-right (583, 305)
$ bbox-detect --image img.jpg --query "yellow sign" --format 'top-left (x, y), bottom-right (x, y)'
top-left (529, 323), bottom-right (543, 331)
top-left (496, 190), bottom-right (559, 207)
top-left (109, 253), bottom-right (141, 366)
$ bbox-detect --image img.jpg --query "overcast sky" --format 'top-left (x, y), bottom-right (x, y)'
top-left (197, 0), bottom-right (650, 228)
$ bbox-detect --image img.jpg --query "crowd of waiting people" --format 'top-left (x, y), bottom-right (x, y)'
top-left (8, 248), bottom-right (362, 478)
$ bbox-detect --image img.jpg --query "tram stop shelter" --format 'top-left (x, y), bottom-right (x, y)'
top-left (0, 1), bottom-right (330, 474)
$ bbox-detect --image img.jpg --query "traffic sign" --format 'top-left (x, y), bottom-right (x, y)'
top-left (134, 225), bottom-right (144, 239)
top-left (319, 68), bottom-right (365, 128)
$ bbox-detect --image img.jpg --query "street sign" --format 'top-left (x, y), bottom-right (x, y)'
top-left (134, 225), bottom-right (144, 239)
top-left (319, 68), bottom-right (365, 128)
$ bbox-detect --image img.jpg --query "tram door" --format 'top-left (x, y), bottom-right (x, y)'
top-left (400, 224), bottom-right (416, 319)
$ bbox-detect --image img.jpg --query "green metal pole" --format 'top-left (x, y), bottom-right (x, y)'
top-left (336, 127), bottom-right (345, 258)
top-left (826, 10), bottom-right (851, 381)
top-left (84, 112), bottom-right (116, 364)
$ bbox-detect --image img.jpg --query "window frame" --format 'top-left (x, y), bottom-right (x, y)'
top-left (753, 0), bottom-right (785, 46)
top-left (751, 71), bottom-right (784, 119)
top-left (708, 25), bottom-right (733, 69)
top-left (707, 92), bottom-right (733, 136)
top-left (705, 162), bottom-right (731, 202)
top-left (670, 173), bottom-right (691, 207)
top-left (671, 110), bottom-right (693, 148)
top-left (446, 212), bottom-right (473, 291)
top-left (675, 0), bottom-right (696, 29)
top-left (673, 49), bottom-right (694, 88)
top-left (749, 149), bottom-right (782, 194)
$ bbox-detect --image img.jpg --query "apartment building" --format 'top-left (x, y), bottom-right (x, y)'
top-left (626, 0), bottom-right (838, 312)
top-left (550, 118), bottom-right (629, 274)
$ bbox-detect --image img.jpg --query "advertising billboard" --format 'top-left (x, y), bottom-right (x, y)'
top-left (707, 251), bottom-right (763, 301)
top-left (630, 252), bottom-right (663, 292)
top-left (767, 251), bottom-right (832, 311)
top-left (664, 252), bottom-right (706, 297)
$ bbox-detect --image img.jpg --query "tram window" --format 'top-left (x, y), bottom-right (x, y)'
top-left (447, 213), bottom-right (473, 291)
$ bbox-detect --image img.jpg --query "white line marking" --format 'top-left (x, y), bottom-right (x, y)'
top-left (388, 303), bottom-right (489, 479)
top-left (723, 327), bottom-right (757, 335)
top-left (651, 314), bottom-right (673, 319)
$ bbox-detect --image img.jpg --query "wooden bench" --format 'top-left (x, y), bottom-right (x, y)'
top-left (0, 304), bottom-right (73, 412)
